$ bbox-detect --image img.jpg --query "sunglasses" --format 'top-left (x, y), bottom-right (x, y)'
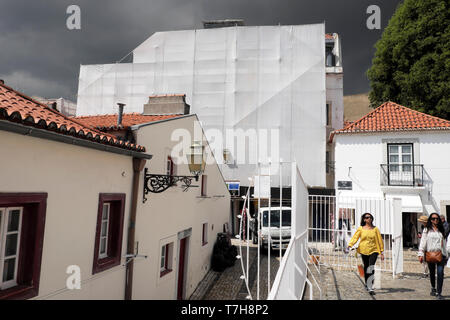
top-left (364, 216), bottom-right (373, 220)
top-left (431, 217), bottom-right (439, 221)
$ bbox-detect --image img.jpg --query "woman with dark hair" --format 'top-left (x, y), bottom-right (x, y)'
top-left (347, 213), bottom-right (384, 295)
top-left (418, 212), bottom-right (448, 300)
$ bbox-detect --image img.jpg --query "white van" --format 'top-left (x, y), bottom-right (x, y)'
top-left (249, 207), bottom-right (292, 250)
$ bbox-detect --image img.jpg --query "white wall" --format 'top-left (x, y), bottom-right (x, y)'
top-left (326, 73), bottom-right (344, 131)
top-left (0, 130), bottom-right (135, 300)
top-left (132, 116), bottom-right (231, 299)
top-left (334, 131), bottom-right (450, 214)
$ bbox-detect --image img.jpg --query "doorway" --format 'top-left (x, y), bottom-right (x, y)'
top-left (176, 236), bottom-right (189, 300)
top-left (402, 212), bottom-right (418, 248)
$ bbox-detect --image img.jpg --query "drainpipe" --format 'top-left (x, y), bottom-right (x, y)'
top-left (125, 157), bottom-right (146, 300)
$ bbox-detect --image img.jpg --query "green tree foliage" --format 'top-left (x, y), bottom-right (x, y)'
top-left (367, 0), bottom-right (450, 119)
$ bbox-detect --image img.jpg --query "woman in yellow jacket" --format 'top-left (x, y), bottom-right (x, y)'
top-left (347, 213), bottom-right (384, 295)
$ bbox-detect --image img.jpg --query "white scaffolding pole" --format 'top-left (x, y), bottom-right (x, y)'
top-left (268, 159), bottom-right (272, 296)
top-left (279, 160), bottom-right (283, 261)
top-left (257, 161), bottom-right (261, 300)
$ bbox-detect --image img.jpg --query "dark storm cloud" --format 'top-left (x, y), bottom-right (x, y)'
top-left (0, 0), bottom-right (402, 100)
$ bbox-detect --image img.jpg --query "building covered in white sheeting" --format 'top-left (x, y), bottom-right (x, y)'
top-left (76, 23), bottom-right (343, 190)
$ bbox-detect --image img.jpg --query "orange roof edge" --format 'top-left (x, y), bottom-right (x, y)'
top-left (0, 82), bottom-right (148, 153)
top-left (330, 101), bottom-right (450, 143)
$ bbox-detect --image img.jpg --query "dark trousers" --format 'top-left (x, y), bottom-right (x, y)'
top-left (428, 259), bottom-right (446, 294)
top-left (361, 253), bottom-right (378, 290)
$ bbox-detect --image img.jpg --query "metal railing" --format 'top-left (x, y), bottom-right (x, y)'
top-left (380, 164), bottom-right (424, 187)
top-left (268, 230), bottom-right (322, 300)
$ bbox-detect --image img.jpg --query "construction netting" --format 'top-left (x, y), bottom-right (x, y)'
top-left (77, 24), bottom-right (326, 187)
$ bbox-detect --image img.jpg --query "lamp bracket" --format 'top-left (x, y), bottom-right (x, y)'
top-left (143, 168), bottom-right (199, 202)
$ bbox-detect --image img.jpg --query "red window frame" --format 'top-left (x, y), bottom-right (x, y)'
top-left (201, 175), bottom-right (207, 197)
top-left (202, 223), bottom-right (208, 246)
top-left (167, 156), bottom-right (174, 176)
top-left (92, 193), bottom-right (126, 275)
top-left (0, 193), bottom-right (47, 300)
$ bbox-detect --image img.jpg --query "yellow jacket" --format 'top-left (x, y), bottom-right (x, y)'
top-left (348, 226), bottom-right (384, 255)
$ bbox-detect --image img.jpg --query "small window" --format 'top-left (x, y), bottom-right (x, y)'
top-left (160, 243), bottom-right (173, 277)
top-left (166, 156), bottom-right (174, 176)
top-left (98, 203), bottom-right (110, 259)
top-left (326, 103), bottom-right (331, 126)
top-left (202, 223), bottom-right (208, 246)
top-left (326, 151), bottom-right (330, 174)
top-left (0, 193), bottom-right (47, 300)
top-left (93, 194), bottom-right (126, 275)
top-left (201, 175), bottom-right (207, 197)
top-left (387, 143), bottom-right (414, 184)
top-left (326, 45), bottom-right (336, 67)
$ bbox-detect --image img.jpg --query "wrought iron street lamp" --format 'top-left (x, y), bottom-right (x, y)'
top-left (143, 141), bottom-right (206, 202)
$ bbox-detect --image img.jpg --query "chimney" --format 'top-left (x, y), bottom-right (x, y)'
top-left (142, 94), bottom-right (190, 116)
top-left (117, 103), bottom-right (125, 126)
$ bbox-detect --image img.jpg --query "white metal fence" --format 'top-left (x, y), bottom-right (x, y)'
top-left (238, 161), bottom-right (298, 300)
top-left (238, 167), bottom-right (404, 300)
top-left (308, 195), bottom-right (401, 275)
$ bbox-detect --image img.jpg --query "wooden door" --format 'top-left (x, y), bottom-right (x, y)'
top-left (177, 237), bottom-right (187, 300)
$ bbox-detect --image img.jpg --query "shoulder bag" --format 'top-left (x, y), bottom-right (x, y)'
top-left (425, 233), bottom-right (443, 263)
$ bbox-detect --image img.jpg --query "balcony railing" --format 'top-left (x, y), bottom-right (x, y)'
top-left (380, 164), bottom-right (424, 187)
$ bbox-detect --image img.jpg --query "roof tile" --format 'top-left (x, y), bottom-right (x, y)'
top-left (74, 113), bottom-right (184, 131)
top-left (331, 102), bottom-right (450, 141)
top-left (0, 82), bottom-right (146, 152)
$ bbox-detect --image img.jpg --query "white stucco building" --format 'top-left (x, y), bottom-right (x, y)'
top-left (331, 102), bottom-right (450, 246)
top-left (0, 81), bottom-right (151, 300)
top-left (0, 81), bottom-right (230, 300)
top-left (75, 105), bottom-right (231, 300)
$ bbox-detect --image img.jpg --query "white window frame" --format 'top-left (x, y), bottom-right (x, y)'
top-left (99, 203), bottom-right (110, 259)
top-left (387, 143), bottom-right (414, 184)
top-left (0, 207), bottom-right (23, 290)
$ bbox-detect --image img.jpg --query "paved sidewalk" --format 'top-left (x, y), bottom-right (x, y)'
top-left (307, 265), bottom-right (450, 300)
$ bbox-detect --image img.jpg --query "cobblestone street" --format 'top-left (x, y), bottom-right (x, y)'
top-left (189, 239), bottom-right (280, 300)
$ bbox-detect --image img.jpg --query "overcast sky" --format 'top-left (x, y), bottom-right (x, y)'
top-left (0, 0), bottom-right (403, 102)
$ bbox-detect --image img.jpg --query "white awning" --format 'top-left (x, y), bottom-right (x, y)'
top-left (386, 195), bottom-right (423, 213)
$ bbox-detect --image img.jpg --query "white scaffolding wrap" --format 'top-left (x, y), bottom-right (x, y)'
top-left (77, 24), bottom-right (326, 187)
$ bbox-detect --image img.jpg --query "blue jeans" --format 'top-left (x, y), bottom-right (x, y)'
top-left (428, 259), bottom-right (446, 295)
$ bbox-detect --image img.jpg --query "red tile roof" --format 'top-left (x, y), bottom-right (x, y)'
top-left (331, 102), bottom-right (450, 141)
top-left (0, 82), bottom-right (146, 152)
top-left (74, 113), bottom-right (184, 131)
top-left (343, 120), bottom-right (354, 128)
